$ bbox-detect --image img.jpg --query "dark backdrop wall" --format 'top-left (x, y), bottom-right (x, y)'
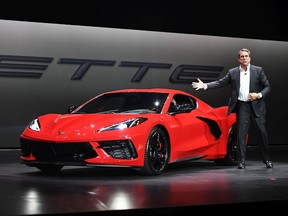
top-left (1, 1), bottom-right (288, 42)
top-left (0, 20), bottom-right (287, 148)
top-left (1, 1), bottom-right (288, 148)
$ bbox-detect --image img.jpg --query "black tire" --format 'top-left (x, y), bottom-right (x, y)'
top-left (214, 124), bottom-right (238, 166)
top-left (140, 127), bottom-right (169, 176)
top-left (35, 164), bottom-right (64, 173)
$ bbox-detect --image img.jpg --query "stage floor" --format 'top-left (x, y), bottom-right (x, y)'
top-left (1, 145), bottom-right (288, 215)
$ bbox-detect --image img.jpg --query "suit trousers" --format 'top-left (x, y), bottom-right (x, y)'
top-left (236, 100), bottom-right (271, 165)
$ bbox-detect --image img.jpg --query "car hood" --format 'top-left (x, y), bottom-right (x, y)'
top-left (41, 113), bottom-right (141, 132)
top-left (20, 113), bottom-right (151, 142)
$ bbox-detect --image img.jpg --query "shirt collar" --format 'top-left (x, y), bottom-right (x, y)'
top-left (239, 64), bottom-right (250, 72)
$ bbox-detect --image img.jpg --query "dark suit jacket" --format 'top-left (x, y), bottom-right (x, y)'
top-left (206, 64), bottom-right (271, 117)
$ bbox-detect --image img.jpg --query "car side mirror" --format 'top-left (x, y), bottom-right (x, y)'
top-left (169, 103), bottom-right (193, 115)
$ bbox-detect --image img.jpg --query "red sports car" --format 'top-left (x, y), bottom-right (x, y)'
top-left (20, 88), bottom-right (238, 175)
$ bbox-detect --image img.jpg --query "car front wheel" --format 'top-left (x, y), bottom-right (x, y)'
top-left (140, 127), bottom-right (169, 176)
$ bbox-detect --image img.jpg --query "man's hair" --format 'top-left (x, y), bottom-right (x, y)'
top-left (238, 48), bottom-right (251, 57)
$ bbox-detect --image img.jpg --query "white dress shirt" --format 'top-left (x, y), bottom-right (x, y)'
top-left (238, 64), bottom-right (250, 102)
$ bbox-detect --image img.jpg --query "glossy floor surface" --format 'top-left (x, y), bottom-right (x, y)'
top-left (1, 145), bottom-right (288, 216)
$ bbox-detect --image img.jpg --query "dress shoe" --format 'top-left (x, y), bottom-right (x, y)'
top-left (238, 163), bottom-right (245, 169)
top-left (265, 161), bottom-right (273, 168)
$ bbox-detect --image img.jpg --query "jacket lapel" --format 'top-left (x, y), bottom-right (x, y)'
top-left (249, 65), bottom-right (254, 91)
top-left (235, 68), bottom-right (241, 94)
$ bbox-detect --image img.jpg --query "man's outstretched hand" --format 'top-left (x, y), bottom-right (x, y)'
top-left (191, 78), bottom-right (205, 90)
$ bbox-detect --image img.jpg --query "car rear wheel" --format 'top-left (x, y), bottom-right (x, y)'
top-left (35, 164), bottom-right (64, 173)
top-left (140, 127), bottom-right (169, 176)
top-left (214, 124), bottom-right (238, 165)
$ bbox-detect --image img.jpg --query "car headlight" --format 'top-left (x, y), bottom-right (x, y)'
top-left (28, 118), bottom-right (40, 132)
top-left (97, 117), bottom-right (147, 133)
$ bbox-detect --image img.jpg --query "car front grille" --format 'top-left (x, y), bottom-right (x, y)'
top-left (20, 138), bottom-right (97, 162)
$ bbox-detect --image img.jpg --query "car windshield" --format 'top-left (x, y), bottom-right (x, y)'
top-left (75, 92), bottom-right (169, 114)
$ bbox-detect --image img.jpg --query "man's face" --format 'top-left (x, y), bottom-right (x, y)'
top-left (238, 51), bottom-right (251, 67)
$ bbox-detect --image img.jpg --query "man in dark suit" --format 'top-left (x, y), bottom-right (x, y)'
top-left (191, 48), bottom-right (273, 169)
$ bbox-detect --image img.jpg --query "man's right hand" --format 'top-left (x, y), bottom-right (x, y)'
top-left (191, 78), bottom-right (206, 90)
